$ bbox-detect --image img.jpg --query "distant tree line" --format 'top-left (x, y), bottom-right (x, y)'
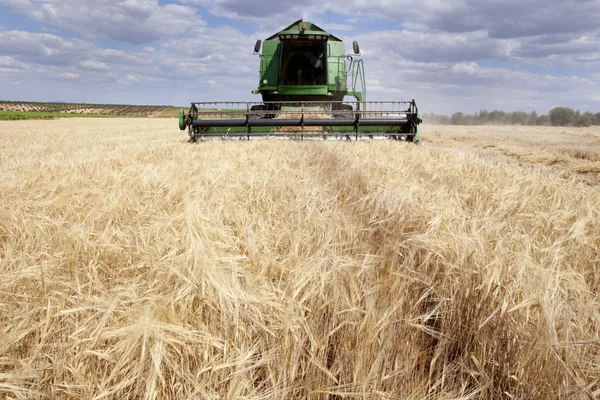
top-left (423, 107), bottom-right (600, 127)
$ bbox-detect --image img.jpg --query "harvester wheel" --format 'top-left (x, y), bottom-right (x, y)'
top-left (178, 109), bottom-right (186, 131)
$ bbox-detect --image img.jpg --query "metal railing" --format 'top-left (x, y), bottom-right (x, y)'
top-left (184, 101), bottom-right (419, 139)
top-left (187, 101), bottom-right (416, 119)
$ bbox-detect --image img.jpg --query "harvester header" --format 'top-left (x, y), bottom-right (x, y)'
top-left (179, 19), bottom-right (422, 142)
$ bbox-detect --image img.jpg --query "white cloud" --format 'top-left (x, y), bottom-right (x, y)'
top-left (352, 29), bottom-right (514, 63)
top-left (0, 30), bottom-right (91, 66)
top-left (60, 72), bottom-right (79, 79)
top-left (324, 23), bottom-right (355, 32)
top-left (0, 56), bottom-right (28, 72)
top-left (452, 62), bottom-right (479, 75)
top-left (121, 74), bottom-right (139, 83)
top-left (80, 60), bottom-right (110, 71)
top-left (0, 0), bottom-right (204, 44)
top-left (1, 0), bottom-right (600, 113)
top-left (0, 23), bottom-right (258, 104)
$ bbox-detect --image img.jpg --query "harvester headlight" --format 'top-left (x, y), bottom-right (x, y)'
top-left (292, 35), bottom-right (298, 39)
top-left (309, 35), bottom-right (314, 39)
top-left (263, 79), bottom-right (268, 85)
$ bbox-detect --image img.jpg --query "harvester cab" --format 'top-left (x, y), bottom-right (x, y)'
top-left (179, 19), bottom-right (422, 142)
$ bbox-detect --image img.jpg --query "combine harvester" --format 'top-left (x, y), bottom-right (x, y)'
top-left (179, 20), bottom-right (422, 142)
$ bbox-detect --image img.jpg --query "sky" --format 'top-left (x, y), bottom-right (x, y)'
top-left (1, 0), bottom-right (599, 114)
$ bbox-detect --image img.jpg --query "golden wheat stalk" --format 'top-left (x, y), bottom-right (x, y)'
top-left (1, 119), bottom-right (599, 398)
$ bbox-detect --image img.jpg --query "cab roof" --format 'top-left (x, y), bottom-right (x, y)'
top-left (265, 19), bottom-right (342, 42)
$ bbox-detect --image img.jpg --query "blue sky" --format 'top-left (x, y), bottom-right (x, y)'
top-left (1, 0), bottom-right (599, 114)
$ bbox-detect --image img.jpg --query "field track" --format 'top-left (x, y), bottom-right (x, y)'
top-left (1, 119), bottom-right (599, 398)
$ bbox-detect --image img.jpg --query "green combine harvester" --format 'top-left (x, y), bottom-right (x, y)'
top-left (179, 19), bottom-right (422, 142)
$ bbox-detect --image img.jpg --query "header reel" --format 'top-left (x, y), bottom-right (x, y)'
top-left (179, 100), bottom-right (422, 142)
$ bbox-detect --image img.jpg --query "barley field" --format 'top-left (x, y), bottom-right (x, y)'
top-left (1, 119), bottom-right (599, 399)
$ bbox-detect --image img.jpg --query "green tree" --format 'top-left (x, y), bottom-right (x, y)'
top-left (576, 111), bottom-right (594, 127)
top-left (450, 112), bottom-right (464, 125)
top-left (536, 114), bottom-right (550, 126)
top-left (439, 115), bottom-right (451, 125)
top-left (510, 111), bottom-right (529, 125)
top-left (478, 109), bottom-right (489, 124)
top-left (528, 110), bottom-right (538, 126)
top-left (549, 107), bottom-right (576, 126)
top-left (488, 110), bottom-right (506, 124)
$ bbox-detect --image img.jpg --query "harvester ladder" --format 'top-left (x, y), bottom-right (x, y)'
top-left (347, 57), bottom-right (366, 102)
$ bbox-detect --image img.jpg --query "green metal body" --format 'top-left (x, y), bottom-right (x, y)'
top-left (256, 20), bottom-right (360, 102)
top-left (178, 19), bottom-right (421, 143)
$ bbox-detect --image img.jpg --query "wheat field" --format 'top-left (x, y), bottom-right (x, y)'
top-left (1, 119), bottom-right (599, 399)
